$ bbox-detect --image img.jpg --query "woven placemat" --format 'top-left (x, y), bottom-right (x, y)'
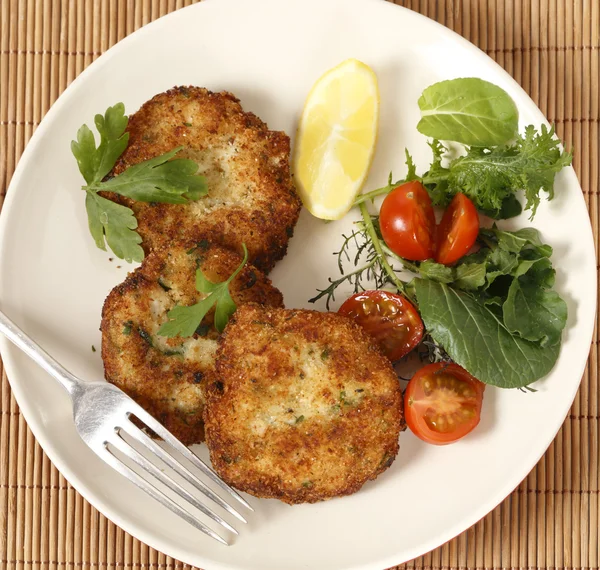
top-left (1, 1), bottom-right (598, 568)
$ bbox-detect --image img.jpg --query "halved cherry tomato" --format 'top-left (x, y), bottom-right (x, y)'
top-left (338, 290), bottom-right (423, 361)
top-left (380, 181), bottom-right (436, 261)
top-left (436, 193), bottom-right (479, 265)
top-left (404, 362), bottom-right (484, 445)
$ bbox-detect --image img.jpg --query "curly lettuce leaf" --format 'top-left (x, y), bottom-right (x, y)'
top-left (423, 126), bottom-right (572, 219)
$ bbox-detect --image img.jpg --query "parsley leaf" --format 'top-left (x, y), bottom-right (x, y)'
top-left (88, 146), bottom-right (208, 203)
top-left (72, 103), bottom-right (208, 262)
top-left (84, 191), bottom-right (144, 262)
top-left (156, 296), bottom-right (217, 339)
top-left (158, 244), bottom-right (249, 338)
top-left (71, 103), bottom-right (129, 185)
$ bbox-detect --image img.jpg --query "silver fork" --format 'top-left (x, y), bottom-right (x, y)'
top-left (0, 309), bottom-right (252, 545)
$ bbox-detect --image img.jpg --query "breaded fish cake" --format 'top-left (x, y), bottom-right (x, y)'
top-left (101, 243), bottom-right (284, 444)
top-left (103, 86), bottom-right (301, 272)
top-left (204, 305), bottom-right (404, 504)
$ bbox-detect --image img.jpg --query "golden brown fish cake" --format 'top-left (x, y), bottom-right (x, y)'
top-left (204, 304), bottom-right (404, 504)
top-left (102, 86), bottom-right (301, 272)
top-left (101, 243), bottom-right (284, 444)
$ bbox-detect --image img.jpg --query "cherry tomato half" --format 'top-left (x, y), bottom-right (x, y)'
top-left (436, 193), bottom-right (479, 265)
top-left (338, 290), bottom-right (424, 361)
top-left (379, 181), bottom-right (436, 261)
top-left (404, 362), bottom-right (485, 445)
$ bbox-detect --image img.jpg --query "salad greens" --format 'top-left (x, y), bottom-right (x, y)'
top-left (71, 103), bottom-right (208, 263)
top-left (408, 227), bottom-right (567, 387)
top-left (313, 205), bottom-right (567, 389)
top-left (413, 280), bottom-right (561, 388)
top-left (424, 126), bottom-right (572, 219)
top-left (417, 78), bottom-right (519, 147)
top-left (355, 78), bottom-right (571, 220)
top-left (356, 126), bottom-right (571, 220)
top-left (314, 77), bottom-right (572, 389)
top-left (158, 245), bottom-right (248, 338)
top-left (405, 227), bottom-right (567, 349)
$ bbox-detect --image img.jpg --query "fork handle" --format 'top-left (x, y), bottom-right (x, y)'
top-left (0, 309), bottom-right (82, 396)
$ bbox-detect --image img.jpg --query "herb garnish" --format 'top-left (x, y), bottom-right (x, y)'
top-left (71, 103), bottom-right (208, 262)
top-left (158, 244), bottom-right (248, 338)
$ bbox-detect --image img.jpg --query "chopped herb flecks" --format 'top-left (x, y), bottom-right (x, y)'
top-left (138, 328), bottom-right (153, 346)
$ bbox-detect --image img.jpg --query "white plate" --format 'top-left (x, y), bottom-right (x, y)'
top-left (0, 0), bottom-right (595, 568)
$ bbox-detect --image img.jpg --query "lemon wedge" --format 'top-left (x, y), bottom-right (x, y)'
top-left (293, 59), bottom-right (379, 220)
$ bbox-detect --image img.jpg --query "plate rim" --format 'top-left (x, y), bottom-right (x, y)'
top-left (0, 0), bottom-right (596, 568)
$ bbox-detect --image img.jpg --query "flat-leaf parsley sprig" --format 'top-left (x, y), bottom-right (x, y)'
top-left (158, 244), bottom-right (249, 338)
top-left (71, 103), bottom-right (208, 263)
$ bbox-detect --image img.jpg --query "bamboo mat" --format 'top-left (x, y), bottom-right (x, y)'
top-left (0, 0), bottom-right (598, 568)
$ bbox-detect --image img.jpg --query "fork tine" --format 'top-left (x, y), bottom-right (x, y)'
top-left (121, 420), bottom-right (247, 523)
top-left (130, 406), bottom-right (253, 511)
top-left (108, 432), bottom-right (238, 535)
top-left (97, 446), bottom-right (229, 545)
